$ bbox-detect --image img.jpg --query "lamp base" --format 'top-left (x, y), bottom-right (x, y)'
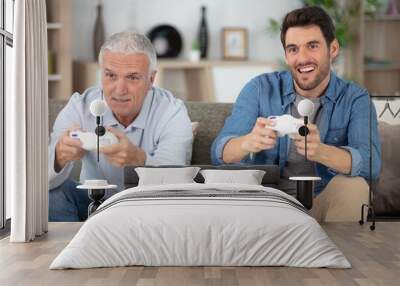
top-left (289, 176), bottom-right (321, 210)
top-left (77, 180), bottom-right (117, 216)
top-left (87, 189), bottom-right (106, 216)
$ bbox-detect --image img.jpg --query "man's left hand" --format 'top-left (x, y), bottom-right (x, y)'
top-left (99, 127), bottom-right (146, 167)
top-left (293, 123), bottom-right (321, 161)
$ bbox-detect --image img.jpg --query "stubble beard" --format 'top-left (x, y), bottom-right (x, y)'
top-left (291, 60), bottom-right (330, 91)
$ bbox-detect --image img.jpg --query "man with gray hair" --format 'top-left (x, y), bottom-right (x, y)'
top-left (48, 32), bottom-right (193, 221)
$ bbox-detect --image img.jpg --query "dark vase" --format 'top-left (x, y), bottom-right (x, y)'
top-left (93, 3), bottom-right (105, 60)
top-left (198, 6), bottom-right (209, 59)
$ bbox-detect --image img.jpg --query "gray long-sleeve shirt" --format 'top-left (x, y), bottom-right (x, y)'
top-left (49, 85), bottom-right (193, 191)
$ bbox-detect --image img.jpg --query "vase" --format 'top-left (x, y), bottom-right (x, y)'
top-left (197, 6), bottom-right (209, 59)
top-left (93, 2), bottom-right (105, 61)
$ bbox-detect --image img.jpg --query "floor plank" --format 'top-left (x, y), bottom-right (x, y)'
top-left (0, 222), bottom-right (399, 286)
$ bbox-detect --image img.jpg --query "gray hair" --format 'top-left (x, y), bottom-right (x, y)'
top-left (98, 31), bottom-right (157, 75)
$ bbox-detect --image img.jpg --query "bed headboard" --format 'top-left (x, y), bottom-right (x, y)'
top-left (124, 165), bottom-right (280, 190)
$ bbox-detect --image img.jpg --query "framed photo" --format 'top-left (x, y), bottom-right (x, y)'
top-left (222, 28), bottom-right (248, 60)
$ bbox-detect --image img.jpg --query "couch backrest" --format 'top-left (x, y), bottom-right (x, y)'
top-left (48, 99), bottom-right (233, 165)
top-left (49, 99), bottom-right (68, 133)
top-left (49, 99), bottom-right (400, 217)
top-left (185, 101), bottom-right (233, 164)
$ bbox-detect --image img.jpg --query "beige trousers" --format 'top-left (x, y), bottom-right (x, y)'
top-left (310, 175), bottom-right (369, 222)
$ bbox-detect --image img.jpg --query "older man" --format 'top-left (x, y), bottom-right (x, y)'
top-left (49, 32), bottom-right (193, 221)
top-left (211, 6), bottom-right (381, 222)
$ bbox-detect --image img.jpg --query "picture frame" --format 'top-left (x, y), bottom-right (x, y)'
top-left (222, 28), bottom-right (248, 60)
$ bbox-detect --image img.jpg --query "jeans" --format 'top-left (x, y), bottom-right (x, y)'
top-left (49, 179), bottom-right (90, 222)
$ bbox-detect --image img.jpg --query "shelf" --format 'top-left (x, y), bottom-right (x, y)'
top-left (156, 59), bottom-right (276, 69)
top-left (370, 92), bottom-right (400, 97)
top-left (364, 63), bottom-right (400, 72)
top-left (48, 74), bottom-right (62, 81)
top-left (46, 0), bottom-right (72, 99)
top-left (73, 60), bottom-right (276, 102)
top-left (77, 59), bottom-right (276, 70)
top-left (47, 22), bottom-right (62, 30)
top-left (365, 15), bottom-right (400, 22)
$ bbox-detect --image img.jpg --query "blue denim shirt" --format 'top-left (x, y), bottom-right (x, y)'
top-left (211, 71), bottom-right (381, 194)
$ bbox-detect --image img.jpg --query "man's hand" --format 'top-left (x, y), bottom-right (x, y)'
top-left (222, 117), bottom-right (277, 163)
top-left (241, 117), bottom-right (278, 153)
top-left (293, 123), bottom-right (353, 174)
top-left (99, 127), bottom-right (146, 168)
top-left (55, 125), bottom-right (86, 172)
top-left (292, 123), bottom-right (321, 161)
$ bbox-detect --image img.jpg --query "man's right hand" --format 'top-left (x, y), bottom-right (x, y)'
top-left (222, 117), bottom-right (277, 164)
top-left (240, 117), bottom-right (277, 153)
top-left (54, 125), bottom-right (86, 172)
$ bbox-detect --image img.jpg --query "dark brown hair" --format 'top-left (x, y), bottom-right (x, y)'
top-left (280, 6), bottom-right (336, 48)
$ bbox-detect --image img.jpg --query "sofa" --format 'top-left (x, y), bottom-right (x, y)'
top-left (49, 99), bottom-right (400, 219)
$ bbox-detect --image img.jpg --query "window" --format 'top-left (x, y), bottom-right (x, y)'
top-left (1, 0), bottom-right (14, 232)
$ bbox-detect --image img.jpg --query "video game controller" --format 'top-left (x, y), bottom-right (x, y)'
top-left (70, 130), bottom-right (119, 151)
top-left (266, 114), bottom-right (304, 138)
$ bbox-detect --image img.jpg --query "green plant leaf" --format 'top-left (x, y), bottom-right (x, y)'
top-left (191, 40), bottom-right (200, 50)
top-left (266, 19), bottom-right (280, 36)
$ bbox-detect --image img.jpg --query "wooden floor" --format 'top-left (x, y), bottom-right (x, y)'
top-left (0, 222), bottom-right (399, 286)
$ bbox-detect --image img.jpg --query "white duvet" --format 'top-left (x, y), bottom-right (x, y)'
top-left (50, 183), bottom-right (351, 269)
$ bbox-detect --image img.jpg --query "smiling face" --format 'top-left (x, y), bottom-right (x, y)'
top-left (284, 25), bottom-right (339, 97)
top-left (101, 51), bottom-right (156, 126)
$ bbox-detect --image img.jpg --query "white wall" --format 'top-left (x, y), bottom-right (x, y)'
top-left (213, 65), bottom-right (274, 102)
top-left (72, 0), bottom-right (301, 62)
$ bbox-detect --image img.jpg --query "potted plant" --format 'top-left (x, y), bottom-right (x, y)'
top-left (189, 39), bottom-right (201, 62)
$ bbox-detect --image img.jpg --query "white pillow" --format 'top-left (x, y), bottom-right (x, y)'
top-left (135, 167), bottom-right (201, 186)
top-left (200, 169), bottom-right (266, 185)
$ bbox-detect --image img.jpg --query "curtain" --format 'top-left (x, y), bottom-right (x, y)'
top-left (7, 0), bottom-right (48, 242)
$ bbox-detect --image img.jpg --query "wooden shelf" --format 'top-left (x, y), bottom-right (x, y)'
top-left (73, 60), bottom-right (276, 102)
top-left (155, 59), bottom-right (277, 102)
top-left (365, 15), bottom-right (400, 22)
top-left (362, 4), bottom-right (400, 96)
top-left (48, 74), bottom-right (62, 81)
top-left (46, 0), bottom-right (72, 99)
top-left (47, 22), bottom-right (62, 30)
top-left (364, 63), bottom-right (400, 71)
top-left (370, 92), bottom-right (400, 97)
top-left (157, 59), bottom-right (276, 69)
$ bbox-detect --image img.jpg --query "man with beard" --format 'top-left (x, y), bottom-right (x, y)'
top-left (49, 32), bottom-right (193, 221)
top-left (211, 6), bottom-right (381, 222)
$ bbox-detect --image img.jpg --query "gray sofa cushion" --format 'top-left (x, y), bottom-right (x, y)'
top-left (185, 101), bottom-right (232, 164)
top-left (49, 99), bottom-right (68, 133)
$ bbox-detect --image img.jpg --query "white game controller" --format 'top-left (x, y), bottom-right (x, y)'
top-left (266, 114), bottom-right (304, 138)
top-left (70, 130), bottom-right (118, 151)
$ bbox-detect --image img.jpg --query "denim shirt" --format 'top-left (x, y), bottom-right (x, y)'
top-left (211, 71), bottom-right (381, 194)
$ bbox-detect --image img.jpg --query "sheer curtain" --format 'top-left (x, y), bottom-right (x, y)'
top-left (7, 0), bottom-right (48, 242)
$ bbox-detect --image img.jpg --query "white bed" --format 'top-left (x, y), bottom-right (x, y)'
top-left (50, 183), bottom-right (350, 269)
